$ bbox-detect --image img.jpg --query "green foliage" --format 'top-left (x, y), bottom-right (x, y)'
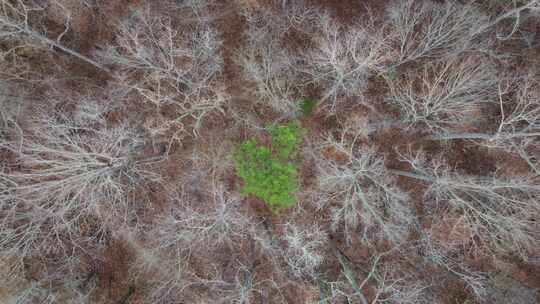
top-left (266, 122), bottom-right (300, 160)
top-left (298, 98), bottom-right (316, 117)
top-left (233, 123), bottom-right (301, 213)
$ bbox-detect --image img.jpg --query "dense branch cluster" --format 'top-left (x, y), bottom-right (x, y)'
top-left (316, 131), bottom-right (413, 245)
top-left (0, 102), bottom-right (157, 258)
top-left (97, 5), bottom-right (226, 133)
top-left (385, 57), bottom-right (498, 133)
top-left (396, 152), bottom-right (540, 258)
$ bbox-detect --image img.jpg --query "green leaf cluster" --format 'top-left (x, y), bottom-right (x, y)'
top-left (233, 123), bottom-right (301, 213)
top-left (266, 123), bottom-right (300, 160)
top-left (298, 98), bottom-right (316, 117)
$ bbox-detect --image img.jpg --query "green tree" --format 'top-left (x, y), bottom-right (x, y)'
top-left (233, 123), bottom-right (301, 212)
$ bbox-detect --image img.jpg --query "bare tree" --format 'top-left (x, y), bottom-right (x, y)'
top-left (432, 76), bottom-right (540, 174)
top-left (97, 4), bottom-right (226, 134)
top-left (281, 222), bottom-right (326, 279)
top-left (238, 6), bottom-right (306, 117)
top-left (0, 250), bottom-right (95, 304)
top-left (130, 245), bottom-right (194, 304)
top-left (325, 247), bottom-right (436, 304)
top-left (0, 80), bottom-right (24, 140)
top-left (316, 129), bottom-right (413, 245)
top-left (0, 0), bottom-right (108, 71)
top-left (387, 0), bottom-right (540, 64)
top-left (386, 0), bottom-right (491, 65)
top-left (418, 233), bottom-right (489, 300)
top-left (385, 57), bottom-right (499, 134)
top-left (473, 0), bottom-right (540, 40)
top-left (133, 183), bottom-right (283, 303)
top-left (370, 263), bottom-right (435, 304)
top-left (152, 185), bottom-right (251, 250)
top-left (392, 151), bottom-right (540, 259)
top-left (240, 1), bottom-right (390, 116)
top-left (0, 103), bottom-right (159, 258)
top-left (118, 225), bottom-right (192, 304)
top-left (302, 13), bottom-right (390, 111)
top-left (238, 41), bottom-right (299, 117)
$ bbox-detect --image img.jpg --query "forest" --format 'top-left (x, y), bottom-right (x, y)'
top-left (0, 0), bottom-right (539, 303)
